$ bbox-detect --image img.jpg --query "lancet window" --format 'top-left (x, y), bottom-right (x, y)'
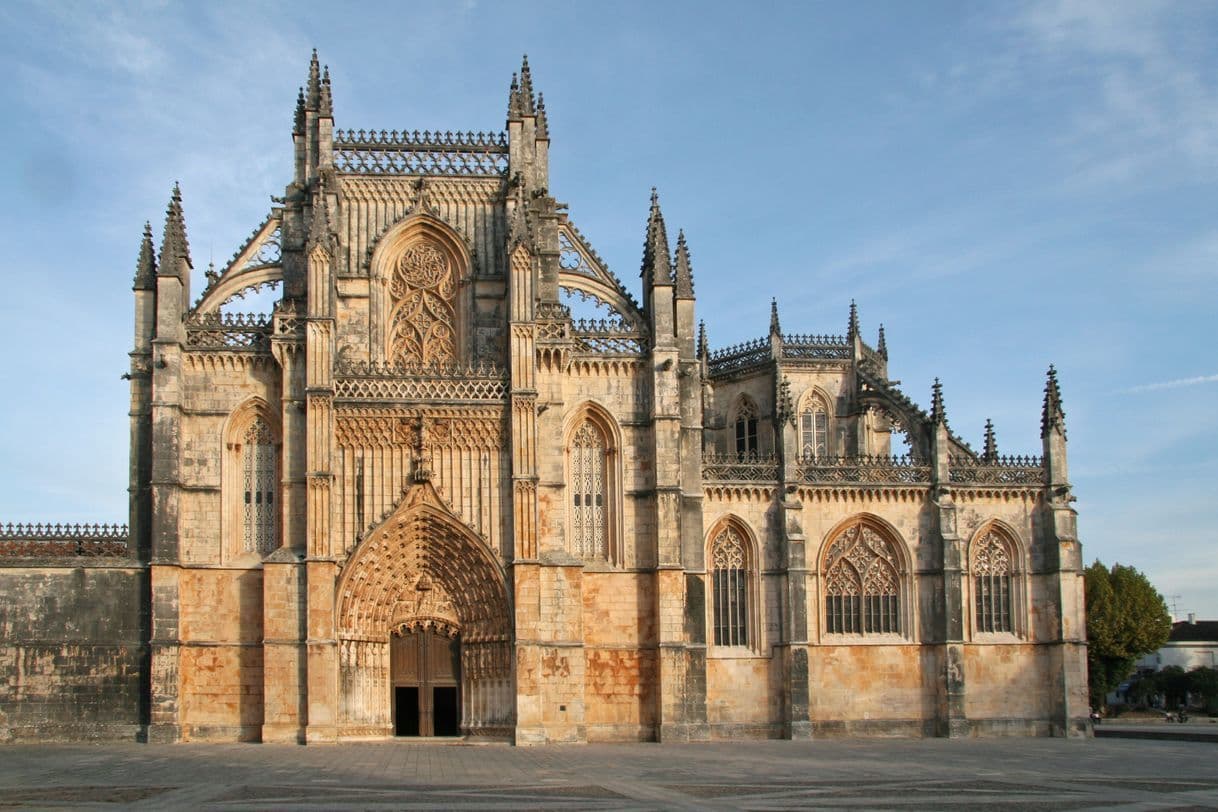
top-left (800, 395), bottom-right (830, 461)
top-left (823, 520), bottom-right (902, 635)
top-left (240, 417), bottom-right (277, 554)
top-left (710, 525), bottom-right (752, 647)
top-left (388, 241), bottom-right (458, 365)
top-left (973, 528), bottom-right (1016, 634)
top-left (570, 420), bottom-right (608, 560)
top-left (734, 398), bottom-right (758, 458)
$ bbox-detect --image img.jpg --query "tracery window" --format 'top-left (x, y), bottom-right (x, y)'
top-left (711, 525), bottom-right (750, 647)
top-left (241, 417), bottom-right (278, 554)
top-left (973, 528), bottom-right (1015, 633)
top-left (824, 521), bottom-right (902, 635)
top-left (734, 398), bottom-right (758, 458)
top-left (800, 397), bottom-right (829, 461)
top-left (388, 241), bottom-right (457, 365)
top-left (570, 420), bottom-right (607, 559)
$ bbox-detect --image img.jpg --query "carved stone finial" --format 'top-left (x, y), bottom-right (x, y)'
top-left (158, 182), bottom-right (191, 275)
top-left (776, 375), bottom-right (795, 427)
top-left (673, 229), bottom-right (694, 298)
top-left (518, 54), bottom-right (536, 115)
top-left (507, 72), bottom-right (521, 119)
top-left (535, 92), bottom-right (549, 140)
top-left (306, 49), bottom-right (321, 110)
top-left (877, 323), bottom-right (887, 359)
top-left (697, 320), bottom-right (708, 360)
top-left (770, 298), bottom-right (781, 337)
top-left (983, 418), bottom-right (998, 462)
top-left (319, 66), bottom-right (333, 118)
top-left (640, 187), bottom-right (672, 287)
top-left (133, 221), bottom-right (157, 291)
top-left (1041, 364), bottom-right (1066, 439)
top-left (293, 87), bottom-right (306, 135)
top-left (930, 378), bottom-right (947, 425)
top-left (848, 299), bottom-right (860, 339)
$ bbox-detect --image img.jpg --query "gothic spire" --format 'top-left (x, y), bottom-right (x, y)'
top-left (640, 188), bottom-right (672, 286)
top-left (508, 55), bottom-right (536, 119)
top-left (306, 49), bottom-right (321, 110)
top-left (518, 54), bottom-right (536, 115)
top-left (697, 320), bottom-right (708, 360)
top-left (769, 298), bottom-right (781, 337)
top-left (133, 221), bottom-right (156, 291)
top-left (877, 323), bottom-right (888, 359)
top-left (930, 377), bottom-right (947, 425)
top-left (319, 66), bottom-right (333, 117)
top-left (535, 92), bottom-right (549, 139)
top-left (848, 299), bottom-right (860, 339)
top-left (673, 229), bottom-right (694, 298)
top-left (1041, 364), bottom-right (1066, 439)
top-left (293, 87), bottom-right (306, 135)
top-left (983, 418), bottom-right (998, 462)
top-left (158, 182), bottom-right (191, 274)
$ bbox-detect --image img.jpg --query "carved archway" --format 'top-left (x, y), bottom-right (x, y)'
top-left (334, 481), bottom-right (513, 738)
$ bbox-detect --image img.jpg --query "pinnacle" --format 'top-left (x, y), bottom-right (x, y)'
top-left (293, 87), bottom-right (305, 134)
top-left (848, 299), bottom-right (860, 339)
top-left (640, 188), bottom-right (671, 285)
top-left (673, 229), bottom-right (694, 298)
top-left (877, 323), bottom-right (888, 358)
top-left (508, 54), bottom-right (536, 118)
top-left (770, 298), bottom-right (781, 336)
top-left (158, 182), bottom-right (191, 274)
top-left (306, 49), bottom-right (321, 110)
top-left (535, 92), bottom-right (549, 139)
top-left (983, 418), bottom-right (998, 461)
top-left (697, 320), bottom-right (708, 359)
top-left (319, 66), bottom-right (333, 117)
top-left (930, 377), bottom-right (947, 425)
top-left (133, 221), bottom-right (157, 290)
top-left (1041, 364), bottom-right (1066, 439)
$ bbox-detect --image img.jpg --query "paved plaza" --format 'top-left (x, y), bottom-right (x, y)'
top-left (2, 736), bottom-right (1218, 810)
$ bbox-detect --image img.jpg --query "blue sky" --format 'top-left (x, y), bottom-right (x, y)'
top-left (1, 1), bottom-right (1215, 617)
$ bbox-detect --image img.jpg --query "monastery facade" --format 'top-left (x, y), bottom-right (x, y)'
top-left (0, 55), bottom-right (1089, 743)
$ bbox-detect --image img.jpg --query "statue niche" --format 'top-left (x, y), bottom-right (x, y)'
top-left (388, 241), bottom-right (458, 365)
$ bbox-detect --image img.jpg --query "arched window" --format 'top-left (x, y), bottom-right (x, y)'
top-left (570, 420), bottom-right (606, 559)
top-left (973, 526), bottom-right (1018, 634)
top-left (710, 525), bottom-right (750, 647)
top-left (799, 392), bottom-right (830, 461)
top-left (733, 398), bottom-right (758, 458)
top-left (241, 417), bottom-right (278, 554)
top-left (224, 400), bottom-right (280, 561)
top-left (823, 519), bottom-right (903, 635)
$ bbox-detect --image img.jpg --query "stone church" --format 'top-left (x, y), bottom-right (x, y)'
top-left (0, 54), bottom-right (1089, 743)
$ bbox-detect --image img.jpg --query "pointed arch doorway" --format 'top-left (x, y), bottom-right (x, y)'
top-left (335, 481), bottom-right (514, 740)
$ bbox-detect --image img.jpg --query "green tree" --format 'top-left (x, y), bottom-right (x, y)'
top-left (1188, 666), bottom-right (1218, 713)
top-left (1156, 665), bottom-right (1190, 708)
top-left (1085, 561), bottom-right (1172, 708)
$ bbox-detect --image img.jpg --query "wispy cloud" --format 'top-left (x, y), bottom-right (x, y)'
top-left (1121, 374), bottom-right (1218, 394)
top-left (1008, 0), bottom-right (1218, 188)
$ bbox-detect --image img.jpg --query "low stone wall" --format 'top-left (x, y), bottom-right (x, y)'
top-left (0, 563), bottom-right (147, 742)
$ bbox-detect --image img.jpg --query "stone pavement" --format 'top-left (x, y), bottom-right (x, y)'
top-left (2, 737), bottom-right (1218, 810)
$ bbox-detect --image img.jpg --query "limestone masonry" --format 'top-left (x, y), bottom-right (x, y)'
top-left (0, 54), bottom-right (1089, 743)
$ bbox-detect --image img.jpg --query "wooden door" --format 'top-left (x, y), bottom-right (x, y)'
top-left (391, 629), bottom-right (460, 736)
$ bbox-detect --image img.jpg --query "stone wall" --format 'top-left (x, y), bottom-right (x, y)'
top-left (0, 564), bottom-right (146, 742)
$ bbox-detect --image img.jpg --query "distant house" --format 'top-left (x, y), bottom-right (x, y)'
top-left (1138, 616), bottom-right (1218, 671)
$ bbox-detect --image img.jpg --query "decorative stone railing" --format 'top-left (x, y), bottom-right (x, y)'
top-left (333, 360), bottom-right (508, 401)
top-left (185, 312), bottom-right (273, 351)
top-left (701, 453), bottom-right (780, 483)
top-left (571, 317), bottom-right (645, 355)
top-left (797, 455), bottom-right (931, 485)
top-left (707, 337), bottom-right (770, 375)
top-left (948, 455), bottom-right (1044, 485)
top-left (782, 333), bottom-right (851, 360)
top-left (0, 522), bottom-right (129, 558)
top-left (333, 129), bottom-right (509, 176)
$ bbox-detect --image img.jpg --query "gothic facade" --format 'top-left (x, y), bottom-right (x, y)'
top-left (0, 55), bottom-right (1089, 743)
